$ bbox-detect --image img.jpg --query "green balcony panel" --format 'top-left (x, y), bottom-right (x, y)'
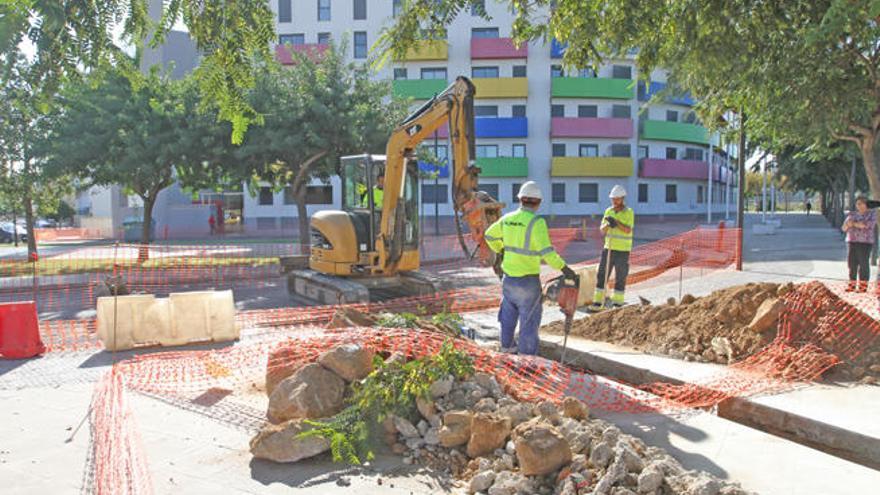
top-left (641, 120), bottom-right (709, 145)
top-left (551, 77), bottom-right (634, 99)
top-left (392, 79), bottom-right (448, 100)
top-left (476, 157), bottom-right (528, 177)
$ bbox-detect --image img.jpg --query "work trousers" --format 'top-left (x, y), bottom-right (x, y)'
top-left (595, 249), bottom-right (630, 305)
top-left (847, 242), bottom-right (872, 286)
top-left (498, 275), bottom-right (542, 355)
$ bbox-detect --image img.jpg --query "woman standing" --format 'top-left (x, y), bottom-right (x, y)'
top-left (842, 196), bottom-right (876, 292)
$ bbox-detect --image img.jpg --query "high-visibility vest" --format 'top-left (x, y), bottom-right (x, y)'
top-left (360, 185), bottom-right (384, 209)
top-left (602, 206), bottom-right (634, 252)
top-left (485, 208), bottom-right (567, 277)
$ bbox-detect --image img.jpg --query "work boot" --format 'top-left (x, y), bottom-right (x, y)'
top-left (499, 346), bottom-right (518, 354)
top-left (587, 302), bottom-right (604, 313)
top-left (846, 281), bottom-right (857, 292)
top-left (858, 281), bottom-right (868, 293)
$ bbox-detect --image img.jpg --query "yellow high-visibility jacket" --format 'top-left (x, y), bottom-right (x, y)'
top-left (485, 208), bottom-right (566, 277)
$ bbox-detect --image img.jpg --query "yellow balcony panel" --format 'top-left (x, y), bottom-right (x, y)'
top-left (395, 40), bottom-right (448, 61)
top-left (551, 157), bottom-right (633, 177)
top-left (472, 78), bottom-right (529, 99)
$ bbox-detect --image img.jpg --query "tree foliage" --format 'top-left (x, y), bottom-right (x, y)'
top-left (0, 0), bottom-right (274, 143)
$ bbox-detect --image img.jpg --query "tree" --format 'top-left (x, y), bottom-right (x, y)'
top-left (382, 1), bottom-right (880, 193)
top-left (42, 65), bottom-right (210, 257)
top-left (0, 0), bottom-right (274, 144)
top-left (189, 45), bottom-right (407, 253)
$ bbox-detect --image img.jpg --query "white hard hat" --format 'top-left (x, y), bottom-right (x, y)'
top-left (517, 181), bottom-right (543, 200)
top-left (609, 185), bottom-right (627, 198)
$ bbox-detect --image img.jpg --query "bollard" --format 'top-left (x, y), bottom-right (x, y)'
top-left (0, 301), bottom-right (45, 359)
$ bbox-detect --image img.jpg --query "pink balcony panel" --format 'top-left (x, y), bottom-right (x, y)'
top-left (275, 44), bottom-right (329, 65)
top-left (640, 159), bottom-right (708, 180)
top-left (471, 38), bottom-right (528, 59)
top-left (428, 125), bottom-right (449, 139)
top-left (550, 118), bottom-right (633, 139)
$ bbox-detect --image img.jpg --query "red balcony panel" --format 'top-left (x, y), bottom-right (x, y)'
top-left (640, 159), bottom-right (708, 180)
top-left (275, 44), bottom-right (329, 65)
top-left (470, 37), bottom-right (528, 59)
top-left (550, 117), bottom-right (633, 139)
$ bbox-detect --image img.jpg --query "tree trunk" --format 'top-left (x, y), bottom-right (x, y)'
top-left (862, 139), bottom-right (879, 199)
top-left (23, 191), bottom-right (36, 257)
top-left (295, 190), bottom-right (310, 255)
top-left (138, 195), bottom-right (157, 263)
top-left (11, 207), bottom-right (18, 247)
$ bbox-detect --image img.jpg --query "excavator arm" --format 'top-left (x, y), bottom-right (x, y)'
top-left (378, 76), bottom-right (504, 273)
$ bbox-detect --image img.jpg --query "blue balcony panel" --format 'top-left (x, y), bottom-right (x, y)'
top-left (637, 81), bottom-right (694, 106)
top-left (475, 117), bottom-right (528, 138)
top-left (551, 39), bottom-right (566, 59)
top-left (418, 161), bottom-right (449, 178)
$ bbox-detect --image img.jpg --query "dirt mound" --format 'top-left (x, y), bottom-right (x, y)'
top-left (545, 282), bottom-right (789, 364)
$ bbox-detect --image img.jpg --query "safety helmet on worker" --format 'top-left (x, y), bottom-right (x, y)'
top-left (609, 185), bottom-right (627, 198)
top-left (517, 181), bottom-right (543, 201)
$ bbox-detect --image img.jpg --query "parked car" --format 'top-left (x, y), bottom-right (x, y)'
top-left (0, 222), bottom-right (27, 243)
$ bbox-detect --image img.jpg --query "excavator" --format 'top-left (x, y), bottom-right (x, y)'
top-left (286, 76), bottom-right (505, 304)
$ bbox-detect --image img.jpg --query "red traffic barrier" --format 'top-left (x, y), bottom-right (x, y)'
top-left (0, 301), bottom-right (45, 359)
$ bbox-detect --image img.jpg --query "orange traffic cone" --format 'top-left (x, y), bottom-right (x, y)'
top-left (0, 301), bottom-right (45, 359)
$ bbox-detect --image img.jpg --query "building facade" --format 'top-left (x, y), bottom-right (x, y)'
top-left (265, 0), bottom-right (738, 225)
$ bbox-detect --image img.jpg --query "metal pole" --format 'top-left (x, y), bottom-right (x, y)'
top-left (761, 156), bottom-right (767, 223)
top-left (707, 143), bottom-right (713, 224)
top-left (434, 132), bottom-right (440, 236)
top-left (725, 141), bottom-right (732, 220)
top-left (736, 111), bottom-right (746, 271)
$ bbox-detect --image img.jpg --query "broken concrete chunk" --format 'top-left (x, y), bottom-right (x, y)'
top-left (430, 376), bottom-right (454, 398)
top-left (392, 415), bottom-right (420, 438)
top-left (512, 421), bottom-right (572, 476)
top-left (561, 396), bottom-right (590, 420)
top-left (467, 413), bottom-right (512, 458)
top-left (317, 343), bottom-right (375, 382)
top-left (469, 470), bottom-right (496, 494)
top-left (748, 297), bottom-right (783, 333)
top-left (249, 419), bottom-right (330, 463)
top-left (439, 410), bottom-right (473, 448)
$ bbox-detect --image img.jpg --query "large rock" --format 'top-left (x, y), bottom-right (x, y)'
top-left (249, 419), bottom-right (330, 463)
top-left (267, 363), bottom-right (345, 423)
top-left (439, 410), bottom-right (473, 448)
top-left (466, 413), bottom-right (512, 458)
top-left (748, 297), bottom-right (783, 333)
top-left (317, 344), bottom-right (375, 382)
top-left (265, 342), bottom-right (299, 396)
top-left (513, 421), bottom-right (572, 476)
top-left (561, 397), bottom-right (590, 420)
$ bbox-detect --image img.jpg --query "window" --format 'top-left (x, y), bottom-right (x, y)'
top-left (393, 68), bottom-right (408, 80)
top-left (306, 185), bottom-right (334, 205)
top-left (579, 144), bottom-right (598, 157)
top-left (638, 146), bottom-right (649, 159)
top-left (353, 31), bottom-right (367, 59)
top-left (279, 34), bottom-right (304, 45)
top-left (422, 184), bottom-right (449, 204)
top-left (610, 144), bottom-right (631, 157)
top-left (551, 65), bottom-right (564, 78)
top-left (471, 0), bottom-right (485, 16)
top-left (552, 183), bottom-right (566, 203)
top-left (579, 183), bottom-right (599, 203)
top-left (697, 185), bottom-right (704, 204)
top-left (612, 65), bottom-right (632, 79)
top-left (578, 105), bottom-right (598, 118)
top-left (481, 183), bottom-right (499, 200)
top-left (422, 143), bottom-right (448, 162)
top-left (665, 184), bottom-right (678, 203)
top-left (638, 184), bottom-right (648, 203)
top-left (512, 183), bottom-right (522, 203)
top-left (683, 112), bottom-right (696, 124)
top-left (475, 105), bottom-right (498, 117)
top-left (317, 32), bottom-right (331, 45)
top-left (551, 104), bottom-right (564, 117)
top-left (684, 148), bottom-right (704, 161)
top-left (472, 27), bottom-right (500, 39)
top-left (512, 105), bottom-right (526, 117)
top-left (353, 0), bottom-right (366, 20)
top-left (552, 143), bottom-right (566, 157)
top-left (278, 0), bottom-right (292, 22)
top-left (578, 67), bottom-right (596, 78)
top-left (283, 186), bottom-right (296, 205)
top-left (393, 0), bottom-right (402, 17)
top-left (476, 144), bottom-right (498, 158)
top-left (512, 144), bottom-right (526, 157)
top-left (611, 104), bottom-right (631, 118)
top-left (472, 66), bottom-right (499, 78)
top-left (512, 65), bottom-right (527, 78)
top-left (259, 187), bottom-right (274, 205)
top-left (666, 110), bottom-right (678, 122)
top-left (665, 147), bottom-right (677, 160)
top-left (318, 0), bottom-right (331, 21)
top-left (421, 67), bottom-right (447, 80)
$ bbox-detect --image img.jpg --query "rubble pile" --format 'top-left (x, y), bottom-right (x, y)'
top-left (251, 343), bottom-right (756, 495)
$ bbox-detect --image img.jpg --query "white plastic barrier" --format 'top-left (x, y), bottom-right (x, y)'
top-left (752, 223), bottom-right (777, 235)
top-left (575, 266), bottom-right (598, 307)
top-left (97, 290), bottom-right (239, 351)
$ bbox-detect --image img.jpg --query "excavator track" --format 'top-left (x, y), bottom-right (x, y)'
top-left (287, 269), bottom-right (445, 305)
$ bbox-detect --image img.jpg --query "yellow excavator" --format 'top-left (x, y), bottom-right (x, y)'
top-left (286, 76), bottom-right (504, 304)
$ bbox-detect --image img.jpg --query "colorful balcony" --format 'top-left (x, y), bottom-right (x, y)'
top-left (550, 117), bottom-right (632, 139)
top-left (639, 159), bottom-right (726, 182)
top-left (395, 40), bottom-right (448, 61)
top-left (472, 78), bottom-right (528, 98)
top-left (418, 162), bottom-right (449, 178)
top-left (471, 37), bottom-right (527, 59)
top-left (551, 77), bottom-right (633, 100)
top-left (637, 81), bottom-right (694, 106)
top-left (275, 44), bottom-right (328, 64)
top-left (475, 157), bottom-right (528, 177)
top-left (392, 79), bottom-right (448, 99)
top-left (550, 39), bottom-right (566, 59)
top-left (641, 120), bottom-right (709, 145)
top-left (475, 117), bottom-right (528, 138)
top-left (550, 157), bottom-right (633, 177)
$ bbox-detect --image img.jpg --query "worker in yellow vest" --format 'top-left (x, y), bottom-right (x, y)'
top-left (360, 173), bottom-right (385, 210)
top-left (590, 185), bottom-right (634, 310)
top-left (485, 181), bottom-right (578, 354)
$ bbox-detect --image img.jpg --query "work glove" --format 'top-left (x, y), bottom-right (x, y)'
top-left (561, 265), bottom-right (577, 281)
top-left (605, 216), bottom-right (618, 228)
